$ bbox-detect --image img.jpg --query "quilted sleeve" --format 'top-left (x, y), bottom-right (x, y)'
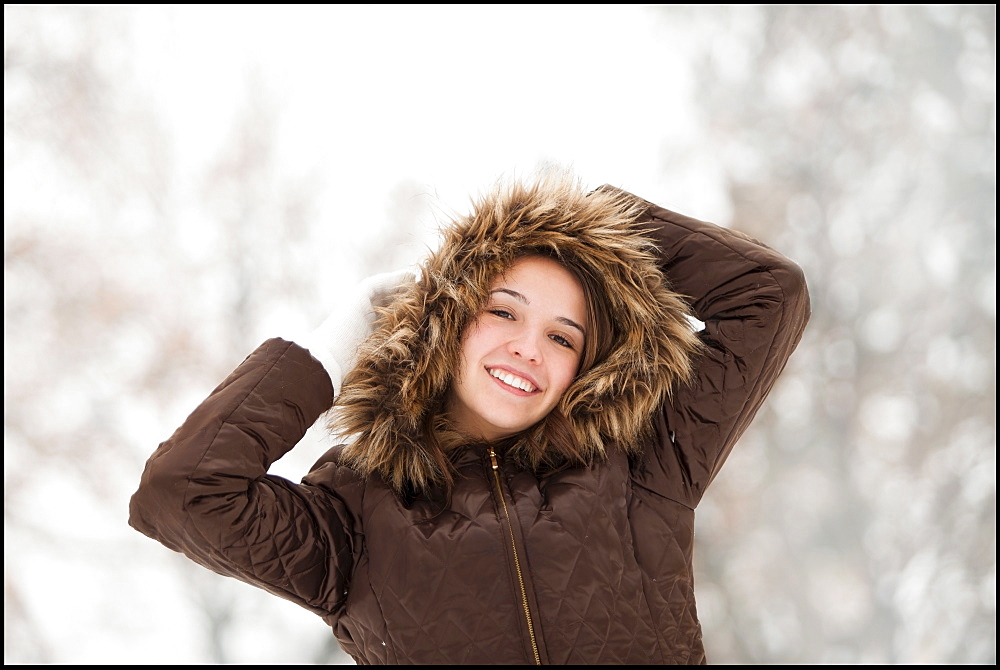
top-left (128, 338), bottom-right (358, 618)
top-left (629, 195), bottom-right (811, 507)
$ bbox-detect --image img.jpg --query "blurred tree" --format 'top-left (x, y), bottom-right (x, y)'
top-left (651, 4), bottom-right (995, 664)
top-left (4, 6), bottom-right (352, 664)
top-left (5, 7), bottom-right (181, 660)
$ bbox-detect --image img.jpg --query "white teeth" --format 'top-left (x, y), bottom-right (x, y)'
top-left (489, 368), bottom-right (536, 392)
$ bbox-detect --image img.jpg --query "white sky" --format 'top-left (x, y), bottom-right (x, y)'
top-left (124, 5), bottom-right (719, 217)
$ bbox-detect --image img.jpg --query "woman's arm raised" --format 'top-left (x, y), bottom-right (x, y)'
top-left (609, 187), bottom-right (811, 507)
top-left (128, 338), bottom-right (357, 617)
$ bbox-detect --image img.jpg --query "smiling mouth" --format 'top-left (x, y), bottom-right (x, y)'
top-left (488, 368), bottom-right (538, 393)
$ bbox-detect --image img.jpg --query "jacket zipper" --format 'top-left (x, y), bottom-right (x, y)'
top-left (488, 446), bottom-right (541, 665)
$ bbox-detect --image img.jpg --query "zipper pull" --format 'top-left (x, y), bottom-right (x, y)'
top-left (489, 446), bottom-right (499, 470)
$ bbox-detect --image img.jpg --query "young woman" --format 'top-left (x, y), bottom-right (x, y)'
top-left (129, 171), bottom-right (810, 664)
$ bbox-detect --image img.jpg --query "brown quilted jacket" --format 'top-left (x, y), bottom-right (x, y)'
top-left (129, 180), bottom-right (810, 664)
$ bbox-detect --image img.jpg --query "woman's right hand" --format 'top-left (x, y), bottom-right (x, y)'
top-left (297, 267), bottom-right (417, 396)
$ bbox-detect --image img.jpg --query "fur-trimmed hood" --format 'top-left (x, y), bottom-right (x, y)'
top-left (329, 170), bottom-right (702, 494)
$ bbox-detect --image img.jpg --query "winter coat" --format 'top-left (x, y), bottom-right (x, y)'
top-left (129, 175), bottom-right (810, 665)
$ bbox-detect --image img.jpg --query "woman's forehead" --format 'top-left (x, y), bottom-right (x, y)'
top-left (490, 256), bottom-right (587, 320)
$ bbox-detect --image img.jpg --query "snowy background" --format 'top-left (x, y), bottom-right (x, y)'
top-left (5, 5), bottom-right (995, 664)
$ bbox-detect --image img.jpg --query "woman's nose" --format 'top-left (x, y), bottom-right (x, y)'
top-left (508, 330), bottom-right (542, 363)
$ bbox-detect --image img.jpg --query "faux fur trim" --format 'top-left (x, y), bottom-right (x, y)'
top-left (328, 169), bottom-right (701, 493)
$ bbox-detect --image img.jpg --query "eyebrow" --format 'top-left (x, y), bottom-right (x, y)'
top-left (490, 288), bottom-right (587, 336)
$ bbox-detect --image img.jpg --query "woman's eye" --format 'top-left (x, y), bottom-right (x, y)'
top-left (488, 309), bottom-right (513, 320)
top-left (550, 334), bottom-right (573, 349)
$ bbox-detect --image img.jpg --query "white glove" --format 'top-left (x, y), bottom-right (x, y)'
top-left (296, 267), bottom-right (417, 396)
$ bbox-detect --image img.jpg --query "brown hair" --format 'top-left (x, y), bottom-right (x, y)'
top-left (560, 255), bottom-right (615, 376)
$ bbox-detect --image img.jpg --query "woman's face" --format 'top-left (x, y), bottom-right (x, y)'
top-left (446, 255), bottom-right (587, 442)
